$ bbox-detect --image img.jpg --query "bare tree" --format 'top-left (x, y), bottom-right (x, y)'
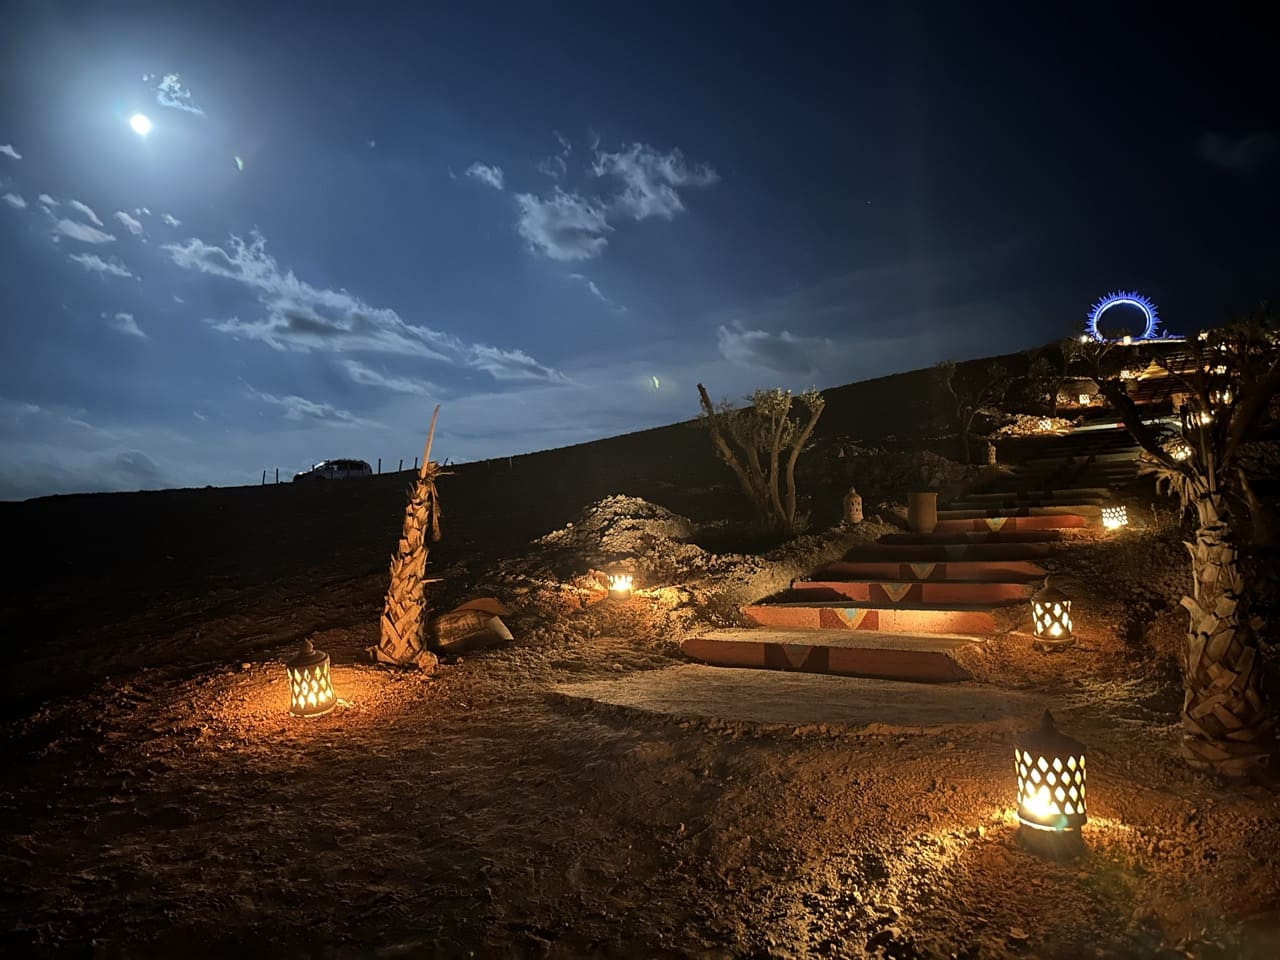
top-left (697, 384), bottom-right (825, 535)
top-left (936, 360), bottom-right (1010, 463)
top-left (1082, 307), bottom-right (1279, 776)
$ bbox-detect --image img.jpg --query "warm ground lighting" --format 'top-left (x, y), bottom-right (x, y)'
top-left (129, 113), bottom-right (153, 136)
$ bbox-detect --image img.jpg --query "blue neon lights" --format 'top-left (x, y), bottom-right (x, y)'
top-left (1085, 291), bottom-right (1162, 342)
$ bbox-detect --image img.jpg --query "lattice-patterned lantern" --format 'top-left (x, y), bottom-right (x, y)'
top-left (607, 573), bottom-right (634, 599)
top-left (1031, 576), bottom-right (1073, 649)
top-left (1101, 505), bottom-right (1128, 530)
top-left (286, 639), bottom-right (336, 718)
top-left (1015, 710), bottom-right (1087, 852)
top-left (1077, 394), bottom-right (1092, 406)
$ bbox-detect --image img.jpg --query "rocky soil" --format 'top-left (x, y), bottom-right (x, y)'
top-left (2, 449), bottom-right (1278, 958)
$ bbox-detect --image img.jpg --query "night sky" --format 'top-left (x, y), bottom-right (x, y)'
top-left (1, 2), bottom-right (1275, 499)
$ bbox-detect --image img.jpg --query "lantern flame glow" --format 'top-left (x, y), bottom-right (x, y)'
top-left (607, 573), bottom-right (634, 598)
top-left (1101, 505), bottom-right (1128, 530)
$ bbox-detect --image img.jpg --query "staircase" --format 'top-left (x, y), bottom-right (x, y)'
top-left (681, 422), bottom-right (1145, 686)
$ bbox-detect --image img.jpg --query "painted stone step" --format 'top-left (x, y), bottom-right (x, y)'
top-left (958, 488), bottom-right (1113, 502)
top-left (945, 495), bottom-right (1108, 510)
top-left (1021, 451), bottom-right (1140, 468)
top-left (936, 505), bottom-right (1102, 520)
top-left (791, 579), bottom-right (1035, 604)
top-left (843, 542), bottom-right (1052, 561)
top-left (681, 629), bottom-right (977, 683)
top-left (933, 515), bottom-right (1087, 534)
top-left (743, 603), bottom-right (998, 635)
top-left (879, 530), bottom-right (1061, 545)
top-left (813, 559), bottom-right (1048, 581)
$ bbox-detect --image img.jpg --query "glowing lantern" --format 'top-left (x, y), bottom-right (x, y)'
top-left (1031, 576), bottom-right (1073, 650)
top-left (1101, 505), bottom-right (1128, 530)
top-left (607, 573), bottom-right (634, 599)
top-left (1077, 394), bottom-right (1092, 406)
top-left (286, 639), bottom-right (336, 718)
top-left (1015, 710), bottom-right (1087, 855)
top-left (1121, 335), bottom-right (1133, 345)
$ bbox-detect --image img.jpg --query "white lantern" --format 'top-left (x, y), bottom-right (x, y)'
top-left (1101, 505), bottom-right (1128, 530)
top-left (607, 573), bottom-right (634, 599)
top-left (1031, 576), bottom-right (1073, 650)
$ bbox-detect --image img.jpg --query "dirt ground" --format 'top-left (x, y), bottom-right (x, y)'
top-left (3, 397), bottom-right (1279, 959)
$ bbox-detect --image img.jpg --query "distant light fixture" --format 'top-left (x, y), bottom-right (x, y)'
top-left (1078, 394), bottom-right (1092, 406)
top-left (1121, 335), bottom-right (1133, 346)
top-left (1031, 576), bottom-right (1073, 651)
top-left (129, 113), bottom-right (153, 136)
top-left (286, 640), bottom-right (336, 718)
top-left (1101, 505), bottom-right (1128, 530)
top-left (607, 573), bottom-right (634, 599)
top-left (1015, 710), bottom-right (1087, 857)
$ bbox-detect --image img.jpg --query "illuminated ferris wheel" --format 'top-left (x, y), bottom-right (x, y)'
top-left (1084, 290), bottom-right (1163, 342)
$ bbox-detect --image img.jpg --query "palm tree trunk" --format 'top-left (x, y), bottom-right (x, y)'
top-left (1179, 493), bottom-right (1275, 776)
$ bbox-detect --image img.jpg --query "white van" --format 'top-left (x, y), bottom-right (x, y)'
top-left (292, 459), bottom-right (374, 481)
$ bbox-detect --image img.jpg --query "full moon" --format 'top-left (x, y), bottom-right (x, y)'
top-left (129, 113), bottom-right (153, 136)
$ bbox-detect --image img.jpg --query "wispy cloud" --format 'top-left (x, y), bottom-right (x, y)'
top-left (243, 381), bottom-right (374, 426)
top-left (0, 144), bottom-right (20, 160)
top-left (592, 142), bottom-right (718, 221)
top-left (536, 131), bottom-right (573, 179)
top-left (161, 213), bottom-right (181, 227)
top-left (568, 273), bottom-right (625, 313)
top-left (114, 210), bottom-right (146, 238)
top-left (69, 253), bottom-right (135, 278)
top-left (514, 188), bottom-right (611, 261)
top-left (2, 192), bottom-right (25, 210)
top-left (465, 162), bottom-right (504, 190)
top-left (469, 344), bottom-right (568, 382)
top-left (516, 140), bottom-right (717, 261)
top-left (68, 199), bottom-right (104, 226)
top-left (716, 324), bottom-right (832, 375)
top-left (342, 360), bottom-right (439, 396)
top-left (148, 72), bottom-right (205, 116)
top-left (165, 230), bottom-right (565, 382)
top-left (1197, 130), bottom-right (1278, 173)
top-left (55, 219), bottom-right (117, 244)
top-left (103, 311), bottom-right (146, 337)
top-left (37, 193), bottom-right (57, 209)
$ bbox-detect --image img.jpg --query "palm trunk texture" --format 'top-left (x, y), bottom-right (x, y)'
top-left (1180, 493), bottom-right (1274, 776)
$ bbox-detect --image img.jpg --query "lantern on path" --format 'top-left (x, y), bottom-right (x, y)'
top-left (1101, 505), bottom-right (1128, 530)
top-left (607, 573), bottom-right (634, 599)
top-left (287, 639), bottom-right (336, 718)
top-left (1031, 576), bottom-right (1073, 650)
top-left (1015, 710), bottom-right (1087, 855)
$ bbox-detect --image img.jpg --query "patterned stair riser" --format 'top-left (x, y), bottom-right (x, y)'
top-left (814, 560), bottom-right (1047, 581)
top-left (791, 580), bottom-right (1034, 604)
top-left (932, 515), bottom-right (1087, 534)
top-left (844, 543), bottom-right (1052, 561)
top-left (743, 604), bottom-right (997, 636)
top-left (680, 637), bottom-right (972, 683)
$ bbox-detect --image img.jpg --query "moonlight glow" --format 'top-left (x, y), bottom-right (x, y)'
top-left (1084, 290), bottom-right (1162, 342)
top-left (129, 113), bottom-right (153, 136)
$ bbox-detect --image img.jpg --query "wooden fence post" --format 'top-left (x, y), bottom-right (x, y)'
top-left (262, 470), bottom-right (266, 485)
top-left (398, 459), bottom-right (403, 472)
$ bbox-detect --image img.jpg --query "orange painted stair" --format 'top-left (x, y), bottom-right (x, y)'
top-left (842, 542), bottom-right (1052, 561)
top-left (681, 629), bottom-right (977, 683)
top-left (813, 559), bottom-right (1048, 581)
top-left (742, 601), bottom-right (999, 636)
top-left (932, 514), bottom-right (1087, 534)
top-left (791, 579), bottom-right (1036, 604)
